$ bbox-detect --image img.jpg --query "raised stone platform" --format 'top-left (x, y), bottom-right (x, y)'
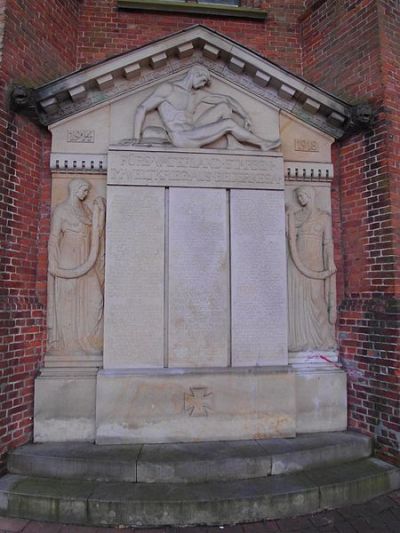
top-left (2, 432), bottom-right (399, 527)
top-left (7, 431), bottom-right (370, 483)
top-left (96, 367), bottom-right (296, 444)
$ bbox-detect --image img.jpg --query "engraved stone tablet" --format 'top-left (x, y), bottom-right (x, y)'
top-left (168, 188), bottom-right (229, 367)
top-left (231, 190), bottom-right (288, 366)
top-left (108, 147), bottom-right (284, 190)
top-left (103, 187), bottom-right (165, 368)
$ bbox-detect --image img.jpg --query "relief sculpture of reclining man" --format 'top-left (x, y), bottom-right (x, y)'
top-left (133, 65), bottom-right (280, 151)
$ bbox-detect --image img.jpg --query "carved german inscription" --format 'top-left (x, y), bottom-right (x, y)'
top-left (108, 149), bottom-right (284, 190)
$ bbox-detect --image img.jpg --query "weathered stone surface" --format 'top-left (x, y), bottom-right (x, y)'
top-left (0, 475), bottom-right (21, 513)
top-left (231, 189), bottom-right (288, 366)
top-left (168, 188), bottom-right (229, 367)
top-left (3, 458), bottom-right (399, 527)
top-left (8, 432), bottom-right (372, 484)
top-left (50, 104), bottom-right (110, 155)
top-left (265, 432), bottom-right (372, 475)
top-left (103, 186), bottom-right (165, 368)
top-left (8, 442), bottom-right (142, 482)
top-left (34, 376), bottom-right (96, 442)
top-left (87, 473), bottom-right (319, 526)
top-left (295, 370), bottom-right (347, 433)
top-left (0, 475), bottom-right (94, 524)
top-left (3, 431), bottom-right (399, 529)
top-left (279, 113), bottom-right (333, 164)
top-left (137, 440), bottom-right (272, 483)
top-left (306, 458), bottom-right (400, 509)
top-left (96, 367), bottom-right (295, 444)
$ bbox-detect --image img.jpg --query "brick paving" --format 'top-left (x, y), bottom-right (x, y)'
top-left (0, 491), bottom-right (399, 533)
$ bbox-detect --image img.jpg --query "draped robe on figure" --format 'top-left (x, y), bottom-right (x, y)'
top-left (288, 207), bottom-right (336, 352)
top-left (47, 198), bottom-right (104, 356)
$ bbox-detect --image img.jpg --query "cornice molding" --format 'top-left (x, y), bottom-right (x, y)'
top-left (31, 25), bottom-right (352, 138)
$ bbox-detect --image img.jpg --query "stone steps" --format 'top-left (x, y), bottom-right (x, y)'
top-left (1, 458), bottom-right (399, 527)
top-left (8, 432), bottom-right (372, 483)
top-left (1, 432), bottom-right (399, 527)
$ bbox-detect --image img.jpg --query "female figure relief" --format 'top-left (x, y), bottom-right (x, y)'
top-left (47, 178), bottom-right (106, 356)
top-left (286, 186), bottom-right (336, 351)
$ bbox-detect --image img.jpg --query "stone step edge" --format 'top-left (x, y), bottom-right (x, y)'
top-left (8, 432), bottom-right (373, 483)
top-left (1, 458), bottom-right (399, 527)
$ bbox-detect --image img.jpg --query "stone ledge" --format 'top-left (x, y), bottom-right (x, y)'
top-left (7, 432), bottom-right (372, 483)
top-left (1, 458), bottom-right (399, 526)
top-left (117, 0), bottom-right (267, 20)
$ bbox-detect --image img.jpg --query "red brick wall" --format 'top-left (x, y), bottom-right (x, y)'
top-left (302, 0), bottom-right (381, 102)
top-left (76, 0), bottom-right (304, 74)
top-left (302, 0), bottom-right (399, 464)
top-left (379, 0), bottom-right (400, 288)
top-left (0, 0), bottom-right (81, 472)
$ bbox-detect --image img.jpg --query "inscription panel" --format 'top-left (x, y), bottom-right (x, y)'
top-left (168, 188), bottom-right (229, 368)
top-left (108, 148), bottom-right (284, 190)
top-left (67, 129), bottom-right (95, 143)
top-left (294, 139), bottom-right (319, 152)
top-left (103, 186), bottom-right (164, 368)
top-left (231, 190), bottom-right (288, 366)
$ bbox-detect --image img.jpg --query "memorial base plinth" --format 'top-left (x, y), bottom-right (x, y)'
top-left (34, 373), bottom-right (97, 442)
top-left (95, 367), bottom-right (296, 444)
top-left (33, 366), bottom-right (347, 444)
top-left (295, 367), bottom-right (347, 433)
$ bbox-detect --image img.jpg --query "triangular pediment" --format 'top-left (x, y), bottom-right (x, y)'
top-left (35, 25), bottom-right (351, 139)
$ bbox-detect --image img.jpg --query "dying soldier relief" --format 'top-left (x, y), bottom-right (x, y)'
top-left (132, 65), bottom-right (280, 151)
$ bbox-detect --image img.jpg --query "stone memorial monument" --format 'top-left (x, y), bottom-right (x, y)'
top-left (33, 26), bottom-right (347, 443)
